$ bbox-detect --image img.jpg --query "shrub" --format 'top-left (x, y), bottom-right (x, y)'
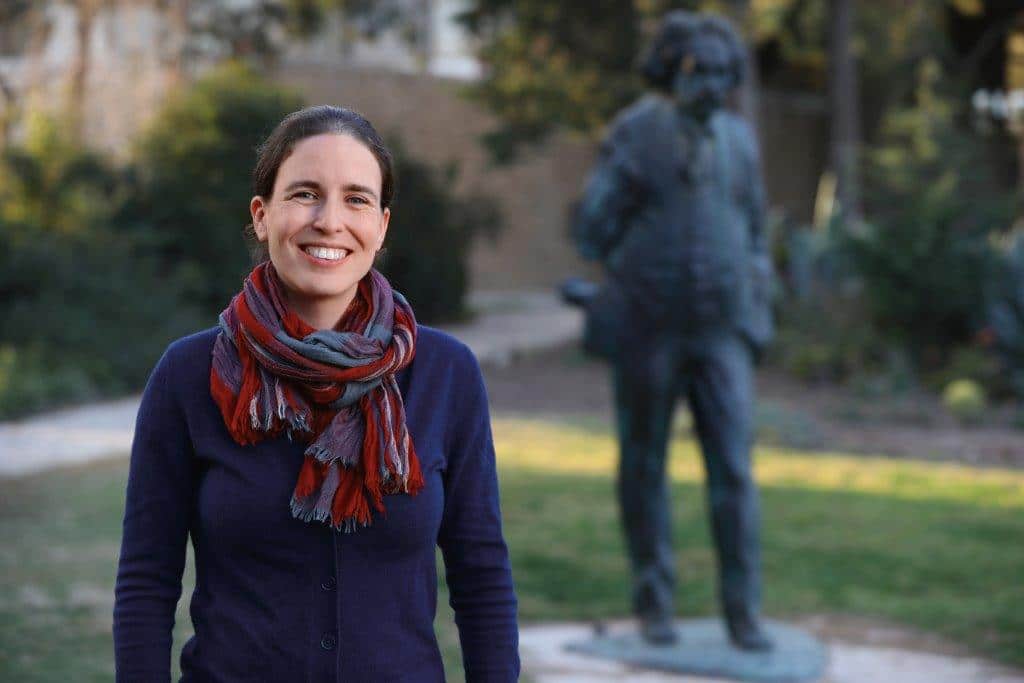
top-left (124, 61), bottom-right (304, 314)
top-left (377, 138), bottom-right (501, 324)
top-left (987, 231), bottom-right (1024, 398)
top-left (942, 379), bottom-right (987, 425)
top-left (842, 60), bottom-right (1015, 366)
top-left (0, 113), bottom-right (205, 418)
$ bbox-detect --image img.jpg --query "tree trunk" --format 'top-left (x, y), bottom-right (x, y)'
top-left (68, 0), bottom-right (100, 141)
top-left (828, 0), bottom-right (862, 223)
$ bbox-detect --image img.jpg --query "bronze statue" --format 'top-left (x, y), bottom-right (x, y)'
top-left (566, 10), bottom-right (774, 650)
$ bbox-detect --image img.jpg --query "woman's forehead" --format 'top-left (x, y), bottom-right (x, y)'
top-left (277, 133), bottom-right (381, 186)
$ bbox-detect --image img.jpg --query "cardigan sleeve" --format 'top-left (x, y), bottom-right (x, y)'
top-left (437, 344), bottom-right (521, 682)
top-left (113, 343), bottom-right (195, 683)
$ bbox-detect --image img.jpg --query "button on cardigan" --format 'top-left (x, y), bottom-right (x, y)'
top-left (113, 325), bottom-right (520, 682)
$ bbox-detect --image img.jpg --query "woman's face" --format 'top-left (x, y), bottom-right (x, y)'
top-left (250, 133), bottom-right (390, 328)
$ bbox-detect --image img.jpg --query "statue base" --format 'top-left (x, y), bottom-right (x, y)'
top-left (566, 617), bottom-right (827, 682)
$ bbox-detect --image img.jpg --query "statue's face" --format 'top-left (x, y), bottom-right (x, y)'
top-left (671, 33), bottom-right (733, 122)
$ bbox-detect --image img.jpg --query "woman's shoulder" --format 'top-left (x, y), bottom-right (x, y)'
top-left (162, 325), bottom-right (220, 369)
top-left (415, 325), bottom-right (479, 371)
top-left (146, 326), bottom-right (220, 402)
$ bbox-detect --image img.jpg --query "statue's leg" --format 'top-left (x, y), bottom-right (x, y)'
top-left (612, 338), bottom-right (681, 640)
top-left (686, 332), bottom-right (771, 649)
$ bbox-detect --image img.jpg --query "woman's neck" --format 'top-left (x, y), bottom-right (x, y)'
top-left (284, 288), bottom-right (358, 331)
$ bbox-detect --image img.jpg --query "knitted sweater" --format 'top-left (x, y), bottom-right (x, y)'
top-left (113, 325), bottom-right (520, 682)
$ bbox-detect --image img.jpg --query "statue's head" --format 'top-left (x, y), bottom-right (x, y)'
top-left (641, 11), bottom-right (746, 122)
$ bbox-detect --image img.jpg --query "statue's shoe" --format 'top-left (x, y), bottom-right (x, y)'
top-left (725, 612), bottom-right (774, 651)
top-left (639, 615), bottom-right (678, 645)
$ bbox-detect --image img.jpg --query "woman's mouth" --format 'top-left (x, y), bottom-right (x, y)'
top-left (301, 245), bottom-right (351, 265)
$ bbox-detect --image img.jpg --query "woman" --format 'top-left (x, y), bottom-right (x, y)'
top-left (113, 105), bottom-right (520, 682)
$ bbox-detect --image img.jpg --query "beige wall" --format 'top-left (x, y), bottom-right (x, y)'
top-left (273, 64), bottom-right (600, 291)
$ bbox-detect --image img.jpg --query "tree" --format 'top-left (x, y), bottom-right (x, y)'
top-left (124, 61), bottom-right (304, 313)
top-left (827, 0), bottom-right (861, 223)
top-left (453, 0), bottom-right (980, 162)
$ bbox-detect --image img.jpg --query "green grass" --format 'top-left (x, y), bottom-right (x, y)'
top-left (1, 415), bottom-right (1022, 681)
top-left (494, 418), bottom-right (1024, 665)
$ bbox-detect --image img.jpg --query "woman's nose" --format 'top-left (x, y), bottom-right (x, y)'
top-left (315, 196), bottom-right (348, 232)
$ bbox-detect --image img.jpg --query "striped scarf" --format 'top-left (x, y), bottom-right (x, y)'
top-left (210, 261), bottom-right (423, 532)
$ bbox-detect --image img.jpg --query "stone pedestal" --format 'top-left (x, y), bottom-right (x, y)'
top-left (564, 618), bottom-right (827, 682)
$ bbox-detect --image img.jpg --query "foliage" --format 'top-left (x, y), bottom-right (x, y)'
top-left (767, 215), bottom-right (889, 383)
top-left (987, 231), bottom-right (1024, 399)
top-left (379, 139), bottom-right (501, 324)
top-left (453, 0), bottom-right (981, 160)
top-left (838, 59), bottom-right (1015, 366)
top-left (942, 378), bottom-right (987, 424)
top-left (923, 344), bottom-right (1003, 397)
top-left (0, 63), bottom-right (499, 415)
top-left (0, 113), bottom-right (204, 419)
top-left (124, 61), bottom-right (304, 314)
top-left (769, 296), bottom-right (888, 384)
top-left (457, 0), bottom-right (663, 161)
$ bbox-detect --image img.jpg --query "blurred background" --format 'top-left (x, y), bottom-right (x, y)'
top-left (1, 1), bottom-right (1023, 681)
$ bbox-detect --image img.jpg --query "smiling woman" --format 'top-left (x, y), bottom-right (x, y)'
top-left (113, 105), bottom-right (520, 682)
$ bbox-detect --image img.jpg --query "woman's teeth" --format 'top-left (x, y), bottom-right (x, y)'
top-left (304, 246), bottom-right (349, 261)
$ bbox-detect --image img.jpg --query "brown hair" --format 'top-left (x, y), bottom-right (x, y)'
top-left (244, 105), bottom-right (396, 262)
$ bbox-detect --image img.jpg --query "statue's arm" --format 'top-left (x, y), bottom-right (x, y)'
top-left (571, 123), bottom-right (642, 262)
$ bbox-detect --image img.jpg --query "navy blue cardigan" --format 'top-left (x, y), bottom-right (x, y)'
top-left (113, 325), bottom-right (520, 682)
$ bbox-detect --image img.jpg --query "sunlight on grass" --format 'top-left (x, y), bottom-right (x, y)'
top-left (491, 416), bottom-right (1024, 667)
top-left (492, 417), bottom-right (1024, 509)
top-left (1, 416), bottom-right (1022, 682)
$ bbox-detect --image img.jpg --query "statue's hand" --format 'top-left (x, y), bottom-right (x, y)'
top-left (559, 277), bottom-right (600, 308)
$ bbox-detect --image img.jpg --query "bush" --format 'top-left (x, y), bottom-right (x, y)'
top-left (0, 113), bottom-right (206, 418)
top-left (842, 60), bottom-right (1015, 366)
top-left (378, 138), bottom-right (501, 323)
top-left (126, 63), bottom-right (497, 325)
top-left (0, 69), bottom-right (501, 418)
top-left (942, 379), bottom-right (987, 425)
top-left (123, 61), bottom-right (304, 314)
top-left (987, 231), bottom-right (1024, 398)
top-left (0, 345), bottom-right (95, 420)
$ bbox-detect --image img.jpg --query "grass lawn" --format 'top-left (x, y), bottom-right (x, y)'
top-left (1, 415), bottom-right (1022, 681)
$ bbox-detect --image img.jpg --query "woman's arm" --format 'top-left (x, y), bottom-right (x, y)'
top-left (113, 343), bottom-right (195, 682)
top-left (437, 343), bottom-right (520, 682)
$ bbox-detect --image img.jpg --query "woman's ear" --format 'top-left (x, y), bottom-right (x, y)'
top-left (250, 196), bottom-right (268, 241)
